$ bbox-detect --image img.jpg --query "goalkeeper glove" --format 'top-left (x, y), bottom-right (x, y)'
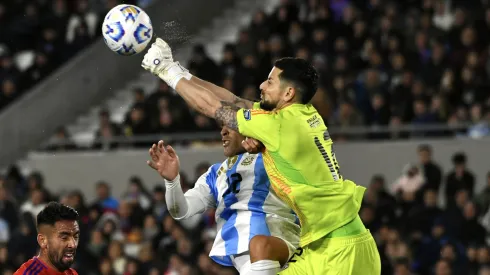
top-left (141, 37), bottom-right (191, 89)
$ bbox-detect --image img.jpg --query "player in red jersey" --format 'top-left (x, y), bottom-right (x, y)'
top-left (14, 202), bottom-right (80, 275)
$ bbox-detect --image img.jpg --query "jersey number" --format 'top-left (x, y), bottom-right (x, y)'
top-left (222, 173), bottom-right (242, 197)
top-left (287, 247), bottom-right (304, 263)
top-left (314, 130), bottom-right (342, 181)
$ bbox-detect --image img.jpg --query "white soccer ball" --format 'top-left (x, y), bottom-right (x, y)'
top-left (102, 4), bottom-right (153, 56)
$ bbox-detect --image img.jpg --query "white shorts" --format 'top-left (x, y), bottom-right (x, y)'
top-left (231, 253), bottom-right (252, 274)
top-left (230, 238), bottom-right (297, 274)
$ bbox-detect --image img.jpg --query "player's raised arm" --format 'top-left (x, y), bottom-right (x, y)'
top-left (147, 140), bottom-right (215, 219)
top-left (176, 78), bottom-right (242, 128)
top-left (142, 38), bottom-right (279, 146)
top-left (141, 39), bottom-right (237, 128)
top-left (142, 38), bottom-right (254, 108)
top-left (191, 76), bottom-right (254, 109)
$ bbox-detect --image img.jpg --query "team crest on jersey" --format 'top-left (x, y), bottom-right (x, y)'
top-left (241, 155), bottom-right (255, 166)
top-left (227, 156), bottom-right (239, 170)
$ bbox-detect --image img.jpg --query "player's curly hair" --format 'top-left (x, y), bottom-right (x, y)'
top-left (274, 57), bottom-right (319, 104)
top-left (37, 201), bottom-right (79, 229)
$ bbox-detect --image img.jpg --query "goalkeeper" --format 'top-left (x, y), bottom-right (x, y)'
top-left (141, 38), bottom-right (381, 275)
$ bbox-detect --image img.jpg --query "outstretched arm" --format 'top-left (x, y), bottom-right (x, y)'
top-left (174, 77), bottom-right (242, 131)
top-left (190, 76), bottom-right (254, 109)
top-left (141, 38), bottom-right (247, 131)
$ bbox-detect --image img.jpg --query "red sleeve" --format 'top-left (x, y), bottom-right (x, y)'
top-left (13, 260), bottom-right (31, 275)
top-left (13, 267), bottom-right (26, 275)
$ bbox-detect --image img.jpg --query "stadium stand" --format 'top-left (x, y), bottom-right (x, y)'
top-left (3, 0), bottom-right (490, 275)
top-left (44, 0), bottom-right (490, 151)
top-left (56, 0), bottom-right (280, 149)
top-left (0, 0), bottom-right (144, 111)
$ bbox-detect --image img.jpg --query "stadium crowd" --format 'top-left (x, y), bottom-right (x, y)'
top-left (47, 0), bottom-right (490, 150)
top-left (3, 0), bottom-right (490, 275)
top-left (0, 0), bottom-right (144, 111)
top-left (1, 145), bottom-right (489, 275)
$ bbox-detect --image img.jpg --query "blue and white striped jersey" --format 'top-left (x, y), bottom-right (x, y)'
top-left (186, 152), bottom-right (300, 266)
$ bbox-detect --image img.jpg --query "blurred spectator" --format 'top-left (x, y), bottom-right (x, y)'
top-left (458, 202), bottom-right (486, 247)
top-left (363, 175), bottom-right (397, 231)
top-left (0, 182), bottom-right (18, 235)
top-left (406, 189), bottom-right (443, 236)
top-left (0, 79), bottom-right (18, 110)
top-left (193, 114), bottom-right (220, 132)
top-left (391, 164), bottom-right (425, 199)
top-left (329, 100), bottom-right (363, 129)
top-left (92, 181), bottom-right (119, 213)
top-left (8, 213), bottom-right (38, 267)
top-left (122, 176), bottom-right (151, 211)
top-left (20, 188), bottom-right (46, 218)
top-left (150, 185), bottom-right (167, 222)
top-left (46, 126), bottom-right (77, 151)
top-left (475, 172), bottom-right (490, 214)
top-left (417, 144), bottom-right (443, 192)
top-left (124, 103), bottom-right (151, 136)
top-left (22, 51), bottom-right (54, 90)
top-left (124, 88), bottom-right (147, 122)
top-left (93, 109), bottom-right (122, 150)
top-left (66, 190), bottom-right (89, 218)
top-left (445, 152), bottom-right (476, 208)
top-left (108, 240), bottom-right (127, 274)
top-left (188, 44), bottom-right (221, 84)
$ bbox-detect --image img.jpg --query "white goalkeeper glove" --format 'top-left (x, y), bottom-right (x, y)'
top-left (141, 37), bottom-right (192, 89)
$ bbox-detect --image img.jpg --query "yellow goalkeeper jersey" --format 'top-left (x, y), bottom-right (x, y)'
top-left (236, 102), bottom-right (365, 247)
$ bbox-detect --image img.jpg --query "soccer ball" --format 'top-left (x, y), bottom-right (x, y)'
top-left (102, 4), bottom-right (153, 56)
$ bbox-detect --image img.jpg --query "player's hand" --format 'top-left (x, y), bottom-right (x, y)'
top-left (142, 37), bottom-right (190, 89)
top-left (147, 140), bottom-right (180, 181)
top-left (141, 37), bottom-right (174, 76)
top-left (241, 137), bottom-right (264, 154)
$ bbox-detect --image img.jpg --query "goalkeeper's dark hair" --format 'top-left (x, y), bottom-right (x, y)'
top-left (37, 202), bottom-right (79, 230)
top-left (274, 57), bottom-right (319, 104)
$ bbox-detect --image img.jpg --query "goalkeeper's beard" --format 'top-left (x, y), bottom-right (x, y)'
top-left (259, 99), bottom-right (276, 111)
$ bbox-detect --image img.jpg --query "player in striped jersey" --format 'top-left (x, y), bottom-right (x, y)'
top-left (14, 202), bottom-right (79, 275)
top-left (147, 127), bottom-right (300, 274)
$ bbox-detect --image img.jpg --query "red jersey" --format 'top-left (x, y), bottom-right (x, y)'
top-left (14, 257), bottom-right (78, 275)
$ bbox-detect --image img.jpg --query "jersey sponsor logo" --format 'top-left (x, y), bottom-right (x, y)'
top-left (243, 109), bottom-right (251, 120)
top-left (307, 114), bottom-right (320, 128)
top-left (241, 155), bottom-right (255, 166)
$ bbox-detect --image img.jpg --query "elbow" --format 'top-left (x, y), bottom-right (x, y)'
top-left (168, 206), bottom-right (188, 220)
top-left (169, 212), bottom-right (188, 220)
top-left (171, 214), bottom-right (186, 221)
